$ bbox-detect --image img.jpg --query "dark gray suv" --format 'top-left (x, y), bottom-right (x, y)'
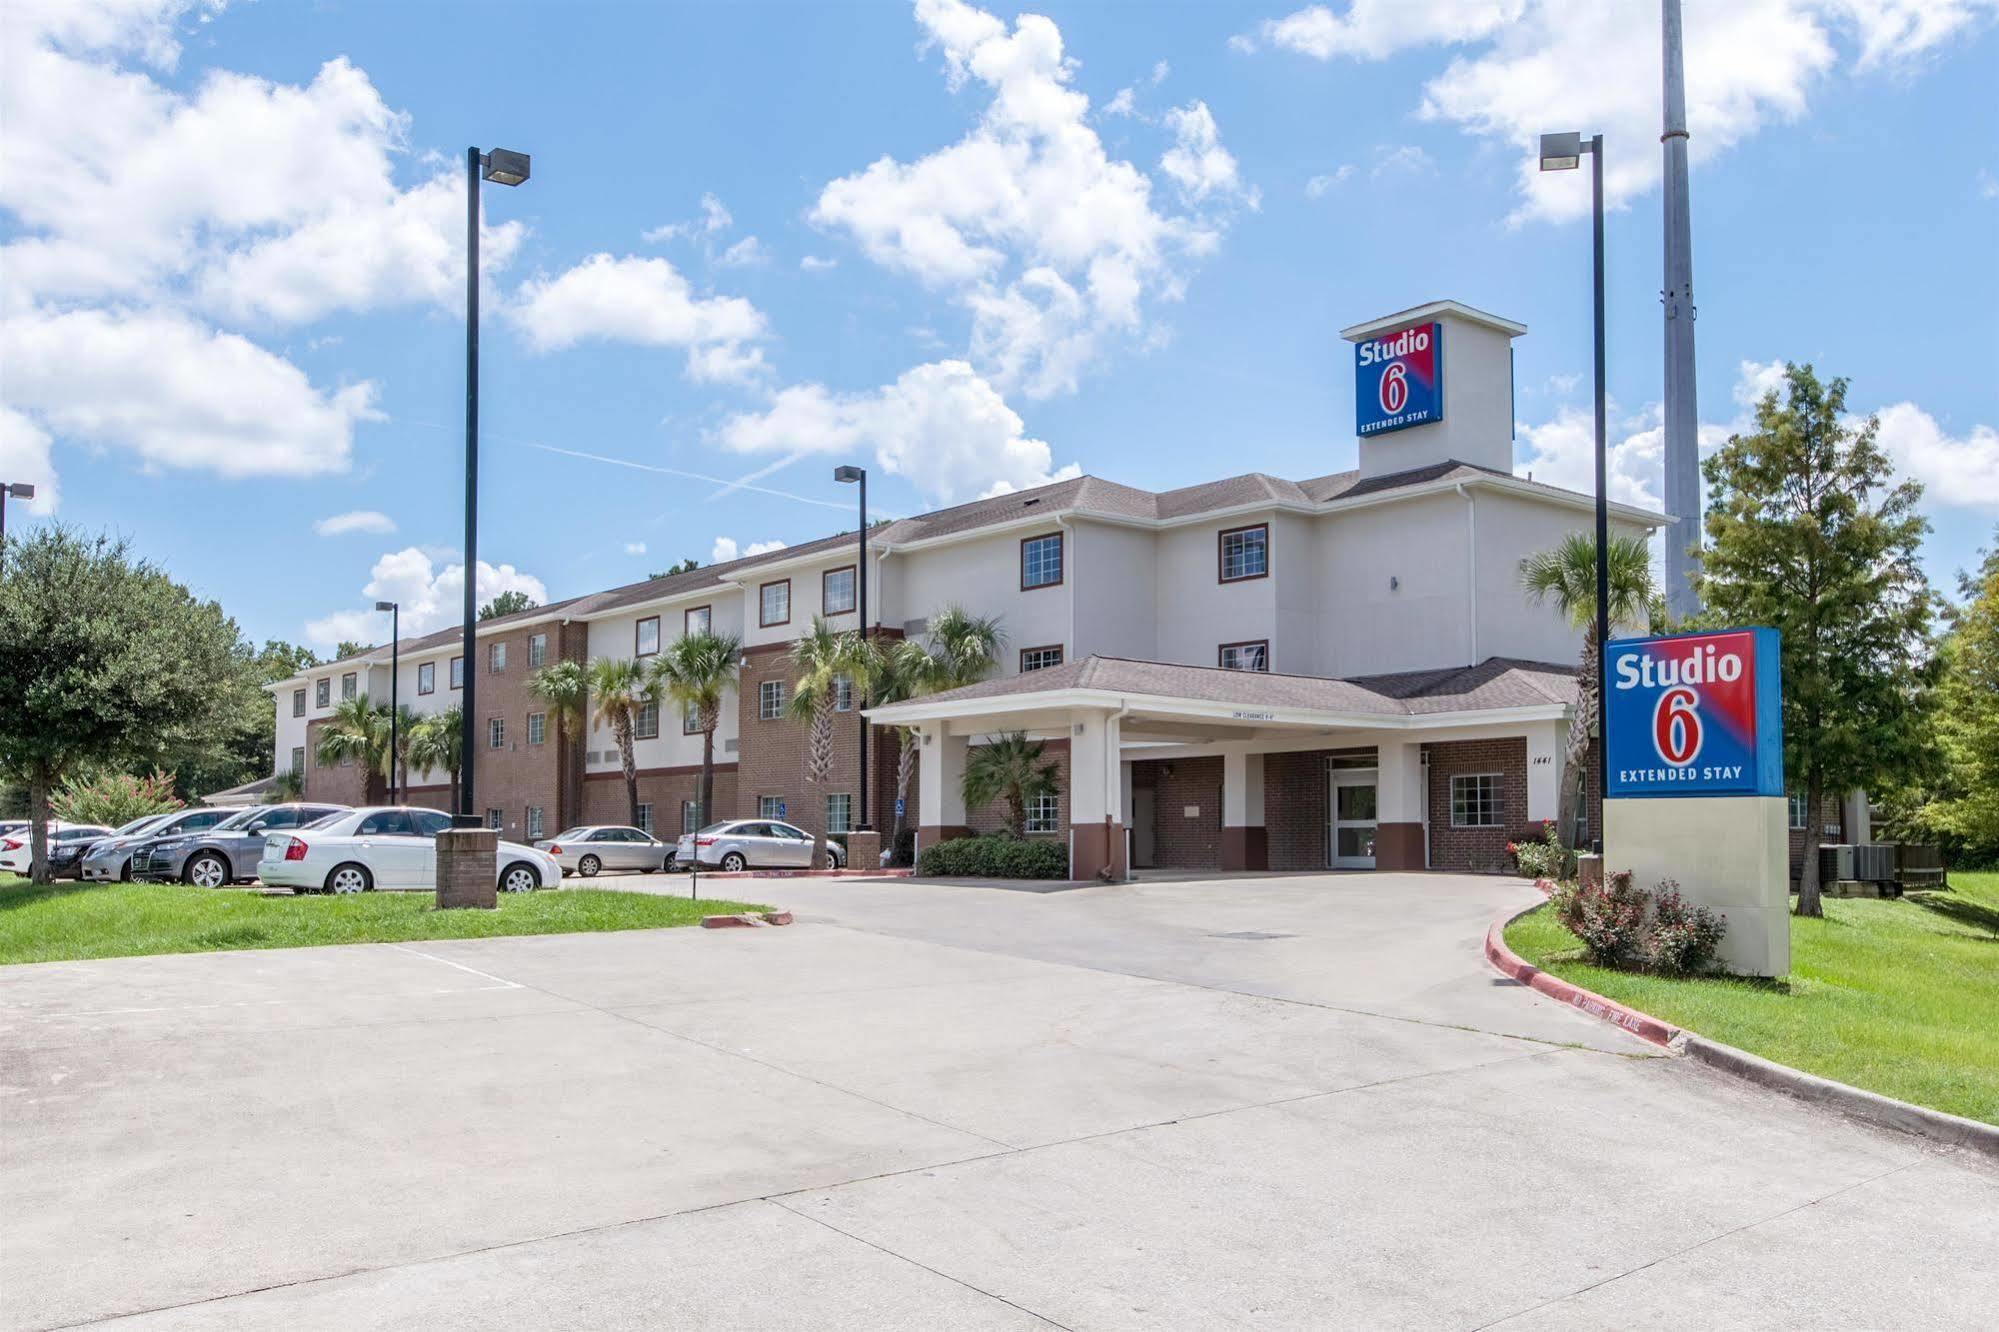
top-left (134, 803), bottom-right (347, 887)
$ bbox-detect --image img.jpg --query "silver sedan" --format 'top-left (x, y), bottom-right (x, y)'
top-left (675, 820), bottom-right (845, 872)
top-left (534, 826), bottom-right (671, 877)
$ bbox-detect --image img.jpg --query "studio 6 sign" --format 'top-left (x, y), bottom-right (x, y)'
top-left (1354, 321), bottom-right (1443, 437)
top-left (1604, 628), bottom-right (1783, 799)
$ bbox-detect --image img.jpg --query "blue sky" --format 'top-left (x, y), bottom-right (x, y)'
top-left (5, 0), bottom-right (1996, 650)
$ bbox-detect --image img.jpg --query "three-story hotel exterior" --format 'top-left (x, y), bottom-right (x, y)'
top-left (270, 302), bottom-right (1669, 876)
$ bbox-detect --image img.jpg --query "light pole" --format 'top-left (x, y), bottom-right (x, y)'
top-left (834, 465), bottom-right (870, 833)
top-left (459, 146), bottom-right (530, 826)
top-left (376, 600), bottom-right (400, 803)
top-left (1539, 130), bottom-right (1610, 855)
top-left (0, 482), bottom-right (36, 563)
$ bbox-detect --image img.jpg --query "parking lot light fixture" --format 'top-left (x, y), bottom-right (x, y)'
top-left (375, 601), bottom-right (399, 803)
top-left (835, 465), bottom-right (871, 831)
top-left (0, 481), bottom-right (36, 560)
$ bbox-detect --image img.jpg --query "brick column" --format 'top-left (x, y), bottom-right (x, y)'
top-left (436, 828), bottom-right (497, 910)
top-left (845, 829), bottom-right (881, 873)
top-left (1220, 750), bottom-right (1268, 871)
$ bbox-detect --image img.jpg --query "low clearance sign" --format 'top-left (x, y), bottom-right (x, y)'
top-left (1603, 628), bottom-right (1783, 799)
top-left (1353, 321), bottom-right (1442, 437)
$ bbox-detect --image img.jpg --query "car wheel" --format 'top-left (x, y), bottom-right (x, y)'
top-left (639, 866), bottom-right (657, 875)
top-left (325, 863), bottom-right (372, 895)
top-left (184, 853), bottom-right (229, 889)
top-left (719, 852), bottom-right (747, 872)
top-left (824, 849), bottom-right (841, 869)
top-left (578, 854), bottom-right (601, 878)
top-left (119, 858), bottom-right (134, 882)
top-left (500, 862), bottom-right (539, 893)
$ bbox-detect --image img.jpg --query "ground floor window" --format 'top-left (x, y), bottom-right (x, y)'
top-left (682, 800), bottom-right (701, 835)
top-left (1788, 791), bottom-right (1808, 829)
top-left (289, 746), bottom-right (304, 775)
top-left (1025, 792), bottom-right (1060, 834)
top-left (525, 807), bottom-right (544, 839)
top-left (826, 793), bottom-right (853, 833)
top-left (758, 795), bottom-right (785, 820)
top-left (635, 803), bottom-right (654, 836)
top-left (485, 808), bottom-right (502, 830)
top-left (1450, 774), bottom-right (1502, 828)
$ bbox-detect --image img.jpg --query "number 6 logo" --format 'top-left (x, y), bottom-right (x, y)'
top-left (1379, 361), bottom-right (1408, 414)
top-left (1653, 686), bottom-right (1701, 765)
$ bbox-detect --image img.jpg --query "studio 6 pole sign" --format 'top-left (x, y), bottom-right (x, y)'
top-left (1353, 321), bottom-right (1443, 437)
top-left (1605, 628), bottom-right (1783, 798)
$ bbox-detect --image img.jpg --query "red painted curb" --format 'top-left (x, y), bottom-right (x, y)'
top-left (1483, 909), bottom-right (1681, 1049)
top-left (700, 910), bottom-right (795, 929)
top-left (683, 868), bottom-right (914, 881)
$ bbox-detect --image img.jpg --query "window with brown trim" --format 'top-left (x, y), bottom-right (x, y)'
top-left (1219, 523), bottom-right (1269, 582)
top-left (760, 579), bottom-right (791, 627)
top-left (449, 657), bottom-right (464, 690)
top-left (1019, 645), bottom-right (1064, 672)
top-left (684, 604), bottom-right (711, 637)
top-left (417, 661), bottom-right (435, 695)
top-left (1219, 640), bottom-right (1269, 672)
top-left (634, 701), bottom-right (659, 740)
top-left (822, 565), bottom-right (857, 616)
top-left (635, 616), bottom-right (661, 658)
top-left (1021, 532), bottom-right (1063, 589)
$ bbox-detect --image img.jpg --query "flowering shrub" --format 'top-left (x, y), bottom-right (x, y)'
top-left (1509, 822), bottom-right (1575, 882)
top-left (1647, 881), bottom-right (1726, 975)
top-left (50, 769), bottom-right (182, 828)
top-left (1549, 870), bottom-right (1651, 967)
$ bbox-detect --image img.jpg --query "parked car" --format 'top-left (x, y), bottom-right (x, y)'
top-left (134, 802), bottom-right (349, 887)
top-left (1, 823), bottom-right (117, 876)
top-left (674, 820), bottom-right (845, 872)
top-left (535, 825), bottom-right (670, 877)
top-left (80, 806), bottom-right (234, 883)
top-left (257, 806), bottom-right (558, 895)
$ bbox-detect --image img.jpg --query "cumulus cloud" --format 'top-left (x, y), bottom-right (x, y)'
top-left (799, 254), bottom-right (839, 272)
top-left (716, 235), bottom-right (770, 268)
top-left (1867, 404), bottom-right (1999, 511)
top-left (315, 509), bottom-right (397, 537)
top-left (507, 254), bottom-right (770, 383)
top-left (715, 359), bottom-right (1081, 504)
top-left (0, 407), bottom-right (61, 516)
top-left (644, 193), bottom-right (734, 244)
top-left (1305, 165), bottom-right (1355, 197)
top-left (1160, 101), bottom-right (1259, 207)
top-left (710, 536), bottom-right (789, 564)
top-left (306, 547), bottom-right (547, 646)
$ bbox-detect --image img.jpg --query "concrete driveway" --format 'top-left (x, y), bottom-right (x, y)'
top-left (3, 872), bottom-right (1993, 1330)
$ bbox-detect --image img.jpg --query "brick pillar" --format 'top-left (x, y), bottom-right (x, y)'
top-left (845, 829), bottom-right (881, 873)
top-left (437, 828), bottom-right (497, 909)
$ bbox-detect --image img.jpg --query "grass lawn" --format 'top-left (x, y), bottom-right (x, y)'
top-left (1506, 871), bottom-right (1999, 1126)
top-left (0, 875), bottom-right (769, 966)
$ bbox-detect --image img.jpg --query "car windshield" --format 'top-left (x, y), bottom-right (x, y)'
top-left (115, 814), bottom-right (166, 836)
top-left (696, 822), bottom-right (735, 835)
top-left (299, 811), bottom-right (346, 830)
top-left (214, 808), bottom-right (265, 831)
top-left (551, 828), bottom-right (589, 841)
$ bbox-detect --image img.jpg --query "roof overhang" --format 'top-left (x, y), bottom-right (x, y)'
top-left (1340, 300), bottom-right (1527, 342)
top-left (866, 687), bottom-right (1566, 733)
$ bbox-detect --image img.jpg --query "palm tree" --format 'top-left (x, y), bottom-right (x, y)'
top-left (1519, 532), bottom-right (1658, 847)
top-left (273, 765), bottom-right (305, 802)
top-left (787, 617), bottom-right (874, 868)
top-left (871, 607), bottom-right (1006, 855)
top-left (963, 731), bottom-right (1060, 838)
top-left (531, 657), bottom-right (653, 827)
top-left (649, 631), bottom-right (743, 835)
top-left (407, 706), bottom-right (464, 813)
top-left (384, 703), bottom-right (418, 799)
top-left (315, 694), bottom-right (389, 797)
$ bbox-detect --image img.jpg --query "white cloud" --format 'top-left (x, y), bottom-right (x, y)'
top-left (1102, 86), bottom-right (1137, 117)
top-left (716, 359), bottom-right (1081, 504)
top-left (1867, 403), bottom-right (1999, 511)
top-left (1979, 168), bottom-right (1999, 199)
top-left (710, 536), bottom-right (788, 564)
top-left (306, 547), bottom-right (547, 646)
top-left (0, 407), bottom-right (61, 516)
top-left (507, 253), bottom-right (769, 383)
top-left (1151, 59), bottom-right (1172, 84)
top-left (1370, 144), bottom-right (1434, 178)
top-left (716, 235), bottom-right (770, 268)
top-left (1305, 165), bottom-right (1355, 197)
top-left (315, 509), bottom-right (397, 537)
top-left (799, 254), bottom-right (839, 272)
top-left (810, 0), bottom-right (1249, 399)
top-left (1239, 2), bottom-right (1524, 60)
top-left (643, 193), bottom-right (735, 244)
top-left (1160, 101), bottom-right (1260, 207)
top-left (623, 540), bottom-right (648, 556)
top-left (2, 306), bottom-right (379, 479)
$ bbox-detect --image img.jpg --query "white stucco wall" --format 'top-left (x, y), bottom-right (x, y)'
top-left (1071, 521), bottom-right (1156, 663)
top-left (894, 528), bottom-right (1072, 676)
top-left (585, 597), bottom-right (746, 773)
top-left (1152, 519), bottom-right (1279, 670)
top-left (1318, 491), bottom-right (1473, 677)
top-left (1473, 492), bottom-right (1656, 666)
top-left (739, 554), bottom-right (862, 650)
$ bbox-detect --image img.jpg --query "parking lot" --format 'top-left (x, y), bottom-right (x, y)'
top-left (5, 872), bottom-right (1995, 1329)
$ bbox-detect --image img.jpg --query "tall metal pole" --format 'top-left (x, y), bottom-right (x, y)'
top-left (1591, 134), bottom-right (1610, 857)
top-left (388, 604), bottom-right (400, 804)
top-left (461, 147), bottom-right (481, 824)
top-left (856, 471), bottom-right (870, 831)
top-left (1661, 0), bottom-right (1702, 622)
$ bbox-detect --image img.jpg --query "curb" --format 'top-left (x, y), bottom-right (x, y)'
top-left (1487, 900), bottom-right (1999, 1161)
top-left (681, 868), bottom-right (915, 881)
top-left (700, 910), bottom-right (795, 929)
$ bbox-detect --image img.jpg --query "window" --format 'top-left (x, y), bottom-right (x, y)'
top-left (1219, 524), bottom-right (1269, 582)
top-left (486, 808), bottom-right (503, 831)
top-left (292, 689), bottom-right (306, 717)
top-left (759, 679), bottom-right (785, 720)
top-left (359, 810), bottom-right (415, 836)
top-left (1788, 792), bottom-right (1808, 830)
top-left (1219, 640), bottom-right (1270, 672)
top-left (826, 793), bottom-right (853, 834)
top-left (527, 712), bottom-right (546, 746)
top-left (1451, 774), bottom-right (1503, 828)
top-left (683, 703), bottom-right (702, 735)
top-left (488, 717), bottom-right (505, 749)
top-left (758, 795), bottom-right (785, 819)
top-left (634, 700), bottom-right (660, 740)
top-left (685, 605), bottom-right (711, 637)
top-left (414, 810), bottom-right (453, 836)
top-left (417, 661), bottom-right (435, 695)
top-left (1020, 645), bottom-right (1064, 673)
top-left (635, 616), bottom-right (660, 657)
top-left (823, 565), bottom-right (856, 615)
top-left (525, 807), bottom-right (544, 840)
top-left (342, 672), bottom-right (358, 700)
top-left (760, 579), bottom-right (791, 627)
top-left (1026, 792), bottom-right (1060, 834)
top-left (833, 675), bottom-right (854, 712)
top-left (450, 656), bottom-right (464, 689)
top-left (528, 632), bottom-right (547, 667)
top-left (635, 803), bottom-right (654, 836)
top-left (289, 746), bottom-right (305, 775)
top-left (489, 641), bottom-right (507, 673)
top-left (682, 800), bottom-right (702, 835)
top-left (1021, 532), bottom-right (1063, 589)
top-left (315, 678), bottom-right (331, 708)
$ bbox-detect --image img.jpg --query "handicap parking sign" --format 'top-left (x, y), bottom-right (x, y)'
top-left (895, 798), bottom-right (905, 817)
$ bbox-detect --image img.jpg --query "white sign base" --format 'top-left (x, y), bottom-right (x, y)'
top-left (1604, 795), bottom-right (1790, 977)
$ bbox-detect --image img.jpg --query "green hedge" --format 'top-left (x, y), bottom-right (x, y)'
top-left (917, 834), bottom-right (1068, 879)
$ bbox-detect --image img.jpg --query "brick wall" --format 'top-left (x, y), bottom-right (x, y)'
top-left (1266, 749), bottom-right (1331, 870)
top-left (1787, 792), bottom-right (1845, 878)
top-left (461, 620), bottom-right (574, 841)
top-left (1425, 738), bottom-right (1528, 872)
top-left (1130, 757), bottom-right (1223, 869)
top-left (964, 738), bottom-right (1069, 839)
top-left (733, 642), bottom-right (907, 839)
top-left (584, 764), bottom-right (740, 838)
top-left (302, 718), bottom-right (381, 806)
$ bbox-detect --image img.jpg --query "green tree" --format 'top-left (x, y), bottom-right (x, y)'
top-left (407, 708), bottom-right (464, 813)
top-left (1699, 363), bottom-right (1937, 917)
top-left (649, 632), bottom-right (743, 834)
top-left (1917, 534), bottom-right (1999, 857)
top-left (163, 637), bottom-right (322, 801)
top-left (650, 558), bottom-right (701, 578)
top-left (50, 770), bottom-right (184, 827)
top-left (871, 607), bottom-right (1007, 854)
top-left (333, 640), bottom-right (373, 661)
top-left (0, 528), bottom-right (238, 881)
top-left (479, 590), bottom-right (538, 620)
top-left (787, 617), bottom-right (873, 868)
top-left (1518, 532), bottom-right (1658, 847)
top-left (314, 695), bottom-right (391, 794)
top-left (531, 658), bottom-right (653, 827)
top-left (962, 732), bottom-right (1060, 838)
top-left (273, 765), bottom-right (306, 802)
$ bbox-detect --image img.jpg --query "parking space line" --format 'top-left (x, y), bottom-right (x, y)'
top-left (383, 942), bottom-right (525, 989)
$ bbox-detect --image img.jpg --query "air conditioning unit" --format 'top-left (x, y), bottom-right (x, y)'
top-left (1853, 843), bottom-right (1896, 884)
top-left (1819, 844), bottom-right (1855, 883)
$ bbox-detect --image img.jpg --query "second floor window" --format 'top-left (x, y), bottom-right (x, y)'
top-left (759, 679), bottom-right (785, 720)
top-left (341, 672), bottom-right (357, 701)
top-left (833, 675), bottom-right (854, 712)
top-left (634, 701), bottom-right (660, 740)
top-left (1220, 524), bottom-right (1269, 582)
top-left (528, 632), bottom-right (547, 667)
top-left (685, 605), bottom-right (711, 637)
top-left (1219, 641), bottom-right (1269, 672)
top-left (1020, 646), bottom-right (1064, 673)
top-left (823, 566), bottom-right (857, 615)
top-left (292, 689), bottom-right (305, 717)
top-left (683, 702), bottom-right (702, 734)
top-left (488, 717), bottom-right (505, 749)
top-left (1021, 532), bottom-right (1063, 589)
top-left (489, 641), bottom-right (507, 673)
top-left (636, 616), bottom-right (661, 657)
top-left (527, 712), bottom-right (546, 746)
top-left (418, 661), bottom-right (435, 695)
top-left (450, 656), bottom-right (464, 690)
top-left (315, 678), bottom-right (330, 708)
top-left (760, 579), bottom-right (791, 627)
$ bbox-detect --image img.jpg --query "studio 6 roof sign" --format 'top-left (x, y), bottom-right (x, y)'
top-left (1604, 628), bottom-right (1784, 799)
top-left (1354, 321), bottom-right (1442, 437)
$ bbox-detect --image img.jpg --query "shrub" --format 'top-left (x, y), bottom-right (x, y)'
top-left (49, 769), bottom-right (183, 828)
top-left (1647, 881), bottom-right (1726, 975)
top-left (917, 833), bottom-right (1068, 879)
top-left (1550, 870), bottom-right (1650, 968)
top-left (1509, 822), bottom-right (1575, 882)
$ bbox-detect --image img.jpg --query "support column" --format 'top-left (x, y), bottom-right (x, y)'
top-left (1067, 710), bottom-right (1125, 881)
top-left (916, 728), bottom-right (970, 853)
top-left (1220, 750), bottom-right (1267, 871)
top-left (1375, 740), bottom-right (1426, 871)
top-left (1526, 720), bottom-right (1564, 828)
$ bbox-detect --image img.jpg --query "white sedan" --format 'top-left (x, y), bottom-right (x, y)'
top-left (257, 806), bottom-right (558, 895)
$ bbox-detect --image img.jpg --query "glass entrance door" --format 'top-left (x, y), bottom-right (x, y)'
top-left (1331, 770), bottom-right (1378, 869)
